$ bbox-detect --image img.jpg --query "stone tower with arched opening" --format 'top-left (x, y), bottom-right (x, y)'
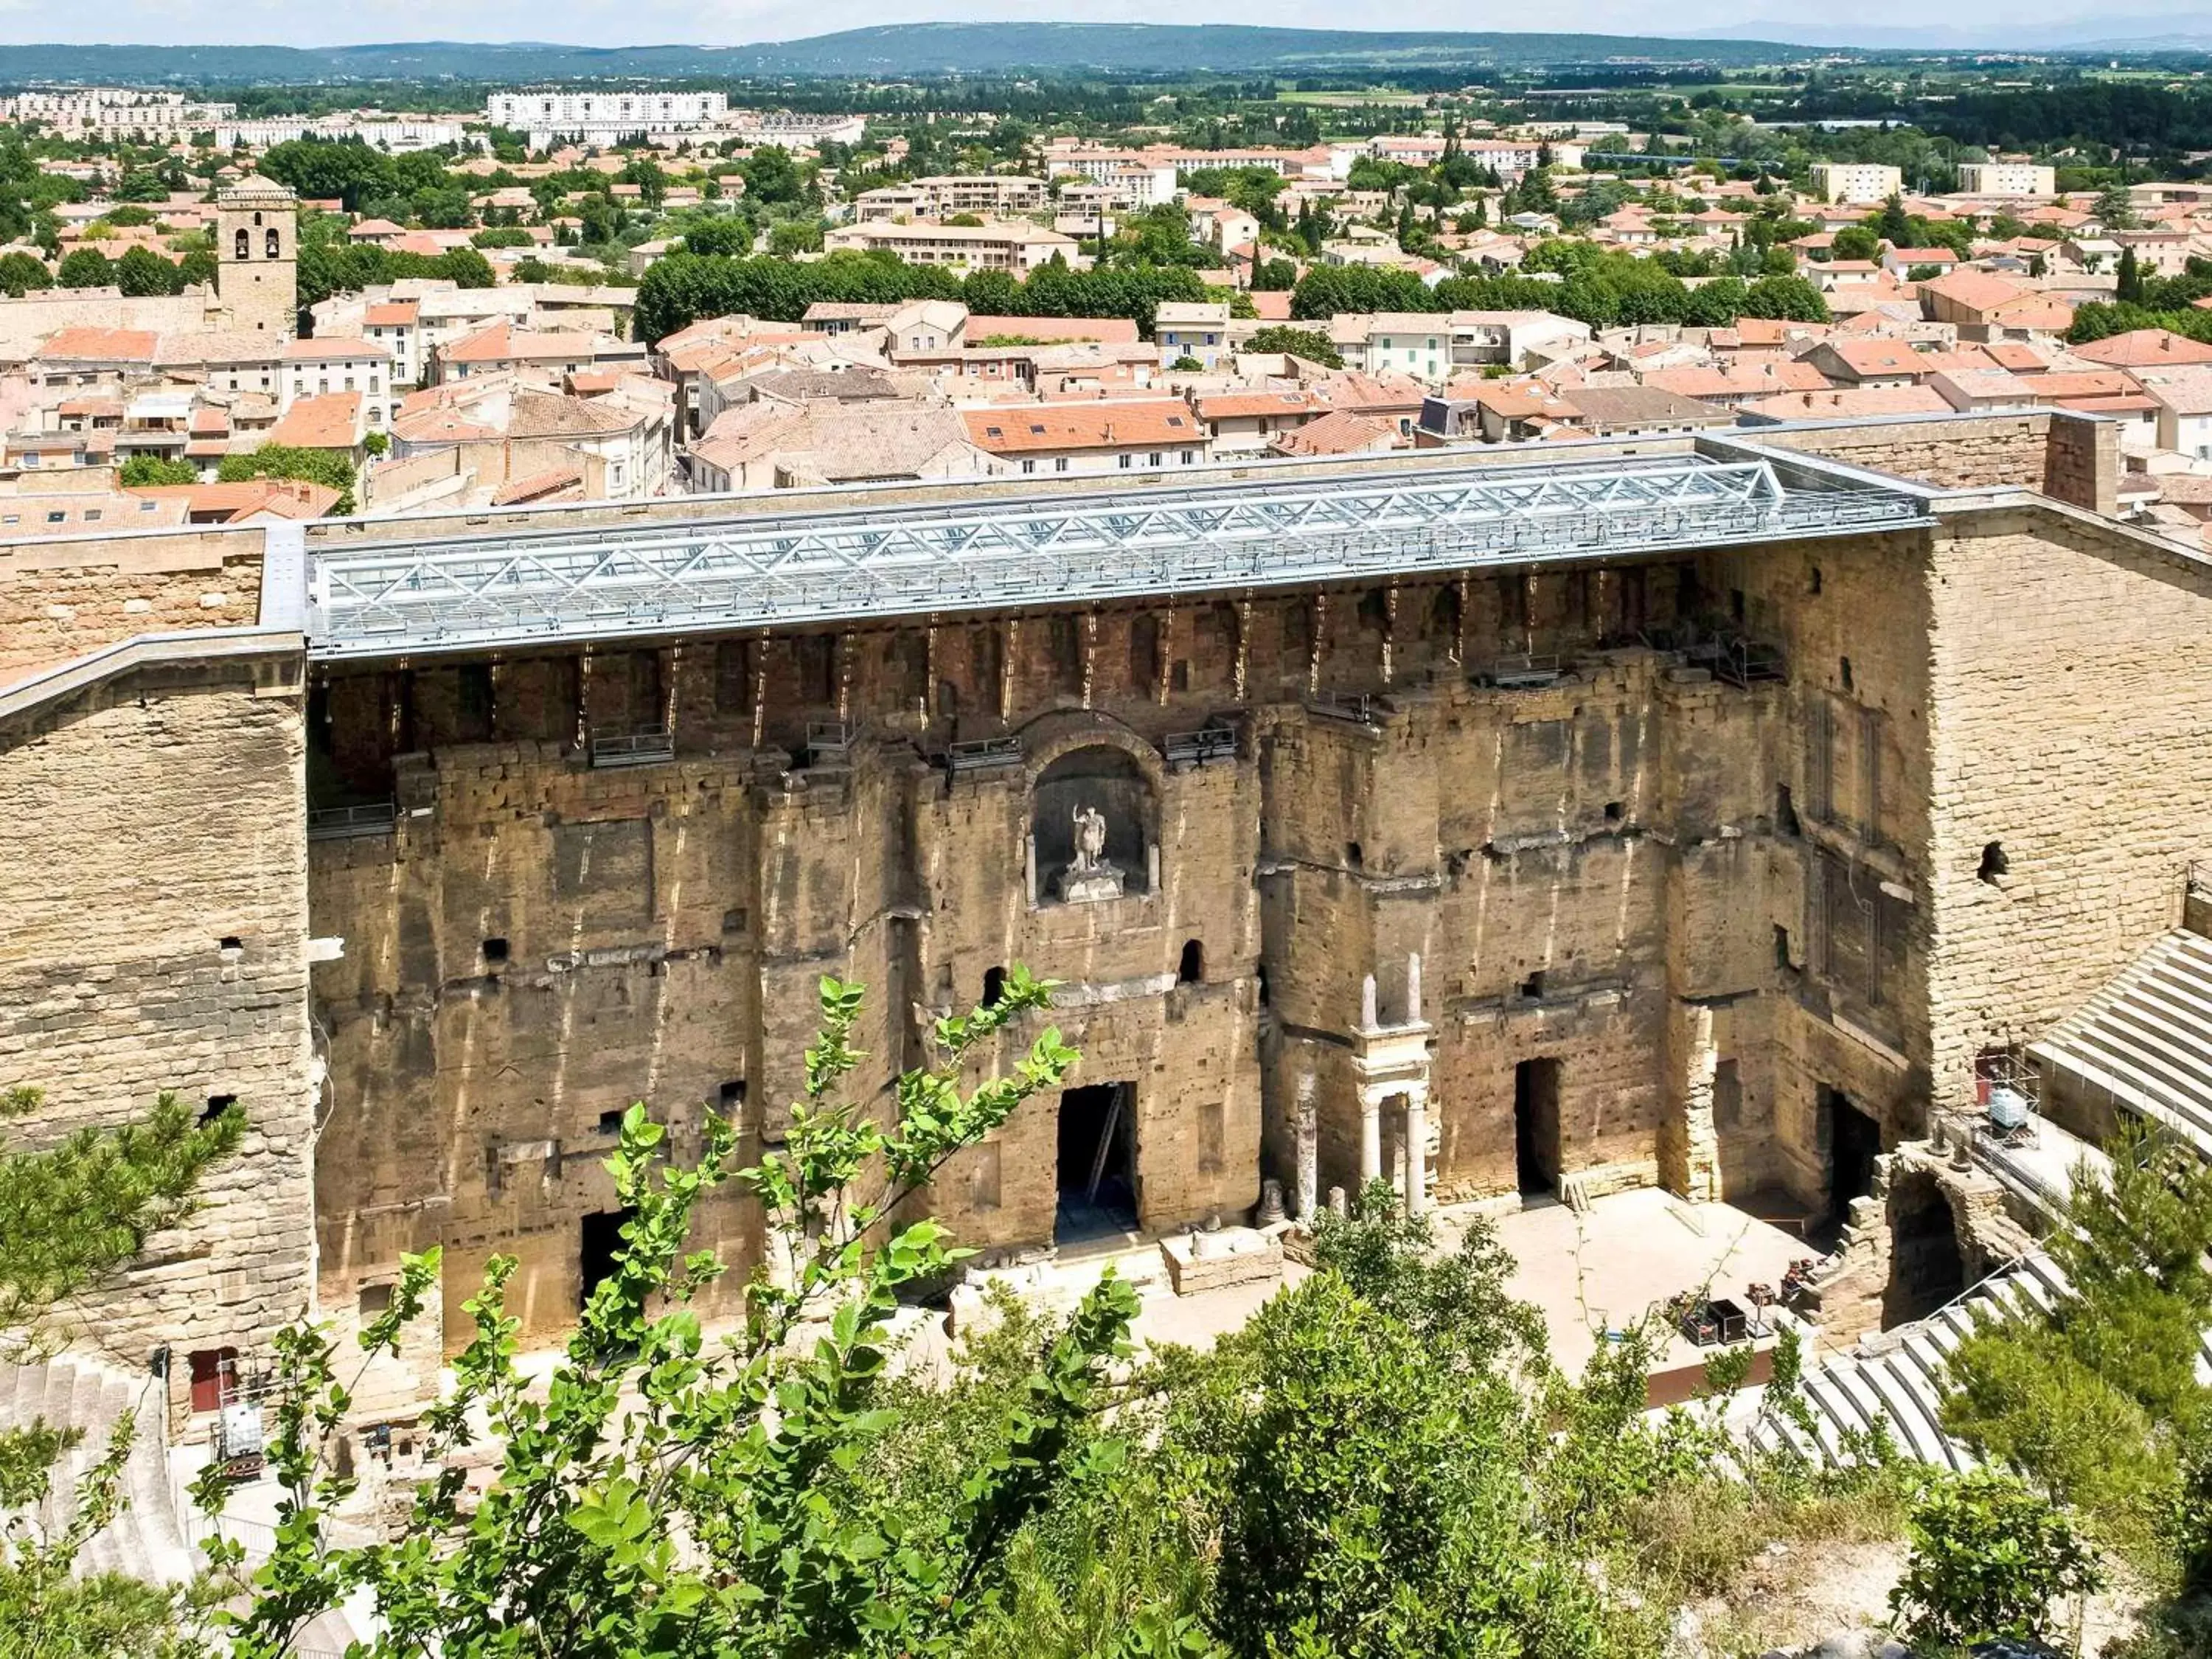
top-left (216, 175), bottom-right (299, 338)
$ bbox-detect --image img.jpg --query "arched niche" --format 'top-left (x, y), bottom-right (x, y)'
top-left (1032, 744), bottom-right (1155, 902)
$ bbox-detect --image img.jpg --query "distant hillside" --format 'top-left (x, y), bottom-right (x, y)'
top-left (0, 24), bottom-right (1841, 87)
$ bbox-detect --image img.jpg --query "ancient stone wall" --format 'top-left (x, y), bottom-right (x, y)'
top-left (0, 526), bottom-right (266, 681)
top-left (0, 647), bottom-right (313, 1416)
top-left (1762, 413), bottom-right (2056, 495)
top-left (1919, 508), bottom-right (2212, 1116)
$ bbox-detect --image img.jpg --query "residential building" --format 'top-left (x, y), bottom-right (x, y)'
top-left (488, 89), bottom-right (728, 149)
top-left (959, 399), bottom-right (1207, 476)
top-left (1955, 162), bottom-right (2058, 197)
top-left (1809, 163), bottom-right (1903, 205)
top-left (821, 219), bottom-right (1079, 274)
top-left (431, 321), bottom-right (644, 385)
top-left (852, 175), bottom-right (1048, 220)
top-left (1155, 302), bottom-right (1253, 369)
top-left (686, 405), bottom-right (987, 493)
top-left (363, 301), bottom-right (422, 386)
top-left (216, 117), bottom-right (467, 153)
top-left (283, 338), bottom-right (395, 430)
top-left (1548, 386), bottom-right (1733, 437)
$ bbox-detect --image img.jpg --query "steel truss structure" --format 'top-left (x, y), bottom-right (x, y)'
top-left (306, 453), bottom-right (1933, 659)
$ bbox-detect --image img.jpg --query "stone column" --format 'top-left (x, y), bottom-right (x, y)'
top-left (1360, 1088), bottom-right (1382, 1186)
top-left (1406, 952), bottom-right (1422, 1022)
top-left (1360, 973), bottom-right (1379, 1032)
top-left (1660, 998), bottom-right (1721, 1202)
top-left (1294, 1074), bottom-right (1318, 1222)
top-left (1024, 835), bottom-right (1038, 908)
top-left (1402, 1086), bottom-right (1429, 1214)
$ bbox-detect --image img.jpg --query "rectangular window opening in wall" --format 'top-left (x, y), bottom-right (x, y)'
top-left (713, 641), bottom-right (754, 715)
top-left (718, 1079), bottom-right (747, 1107)
top-left (578, 1208), bottom-right (634, 1309)
top-left (358, 1282), bottom-right (392, 1318)
top-left (1520, 970), bottom-right (1546, 1000)
top-left (597, 1107), bottom-right (626, 1135)
top-left (457, 663), bottom-right (495, 742)
top-left (201, 1093), bottom-right (237, 1125)
top-left (218, 935), bottom-right (243, 952)
top-left (481, 937), bottom-right (509, 964)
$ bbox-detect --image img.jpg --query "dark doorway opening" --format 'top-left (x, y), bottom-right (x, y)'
top-left (1055, 1082), bottom-right (1137, 1245)
top-left (579, 1208), bottom-right (633, 1309)
top-left (1514, 1058), bottom-right (1562, 1197)
top-left (1823, 1086), bottom-right (1882, 1222)
top-left (1884, 1174), bottom-right (1967, 1329)
top-left (187, 1346), bottom-right (239, 1414)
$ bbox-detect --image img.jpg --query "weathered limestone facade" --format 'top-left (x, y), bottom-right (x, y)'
top-left (13, 412), bottom-right (2212, 1415)
top-left (0, 627), bottom-right (314, 1411)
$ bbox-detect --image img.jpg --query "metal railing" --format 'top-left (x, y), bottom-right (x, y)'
top-left (946, 736), bottom-right (1022, 773)
top-left (589, 726), bottom-right (675, 768)
top-left (804, 720), bottom-right (852, 767)
top-left (1703, 636), bottom-right (1787, 688)
top-left (307, 800), bottom-right (397, 840)
top-left (1307, 690), bottom-right (1382, 726)
top-left (1476, 652), bottom-right (1565, 690)
top-left (1164, 725), bottom-right (1237, 766)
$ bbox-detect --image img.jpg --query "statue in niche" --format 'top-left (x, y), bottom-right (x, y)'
top-left (1056, 799), bottom-right (1125, 903)
top-left (1071, 802), bottom-right (1109, 872)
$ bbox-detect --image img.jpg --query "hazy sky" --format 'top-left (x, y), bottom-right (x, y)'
top-left (1, 0), bottom-right (2199, 49)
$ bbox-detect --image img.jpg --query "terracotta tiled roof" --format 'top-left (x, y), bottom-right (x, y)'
top-left (2073, 329), bottom-right (2212, 368)
top-left (960, 399), bottom-right (1199, 454)
top-left (265, 392), bottom-right (361, 450)
top-left (36, 327), bottom-right (158, 363)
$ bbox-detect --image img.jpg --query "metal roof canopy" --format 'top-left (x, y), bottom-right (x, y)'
top-left (305, 449), bottom-right (1934, 660)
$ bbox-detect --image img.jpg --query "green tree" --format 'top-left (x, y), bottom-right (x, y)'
top-left (1944, 1123), bottom-right (2212, 1572)
top-left (1831, 223), bottom-right (1880, 262)
top-left (2094, 184), bottom-right (2140, 231)
top-left (52, 248), bottom-right (112, 289)
top-left (218, 445), bottom-right (356, 514)
top-left (1891, 1468), bottom-right (2101, 1652)
top-left (0, 251), bottom-right (50, 296)
top-left (681, 217), bottom-right (750, 257)
top-left (0, 1084), bottom-right (243, 1656)
top-left (119, 455), bottom-right (198, 487)
top-left (741, 144), bottom-right (804, 206)
top-left (768, 219), bottom-right (824, 256)
top-left (194, 971), bottom-right (1140, 1658)
top-left (1244, 324), bottom-right (1343, 367)
top-left (255, 136), bottom-right (392, 212)
top-left (114, 245), bottom-right (179, 297)
top-left (2118, 245), bottom-right (2145, 305)
top-left (1877, 192), bottom-right (1914, 248)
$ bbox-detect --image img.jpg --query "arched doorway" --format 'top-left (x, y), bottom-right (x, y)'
top-left (1882, 1172), bottom-right (1967, 1328)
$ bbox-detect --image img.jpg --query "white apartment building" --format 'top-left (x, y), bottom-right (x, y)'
top-left (1955, 161), bottom-right (2058, 197)
top-left (0, 86), bottom-right (234, 139)
top-left (852, 175), bottom-right (1048, 221)
top-left (218, 117), bottom-right (470, 153)
top-left (490, 88), bottom-right (728, 148)
top-left (821, 218), bottom-right (1078, 274)
top-left (728, 112), bottom-right (867, 148)
top-left (1809, 162), bottom-right (1904, 205)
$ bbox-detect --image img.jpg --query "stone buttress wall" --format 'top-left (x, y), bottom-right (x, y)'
top-left (0, 651), bottom-right (313, 1408)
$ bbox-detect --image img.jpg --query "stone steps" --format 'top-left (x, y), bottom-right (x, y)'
top-left (0, 1352), bottom-right (195, 1586)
